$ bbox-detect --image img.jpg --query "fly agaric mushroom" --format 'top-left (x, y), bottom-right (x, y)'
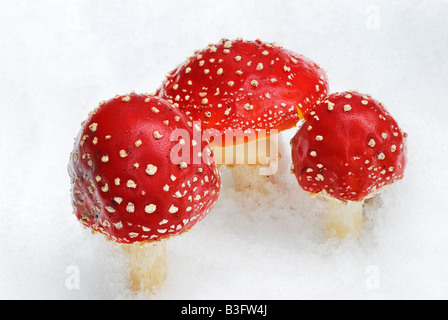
top-left (158, 38), bottom-right (328, 193)
top-left (290, 91), bottom-right (407, 239)
top-left (68, 92), bottom-right (221, 293)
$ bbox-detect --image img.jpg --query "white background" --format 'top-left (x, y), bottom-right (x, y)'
top-left (1, 0), bottom-right (447, 299)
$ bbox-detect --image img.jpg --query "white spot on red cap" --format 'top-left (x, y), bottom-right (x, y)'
top-left (126, 203), bottom-right (135, 213)
top-left (146, 164), bottom-right (157, 175)
top-left (89, 123), bottom-right (98, 132)
top-left (168, 205), bottom-right (178, 214)
top-left (119, 150), bottom-right (128, 158)
top-left (145, 204), bottom-right (156, 214)
top-left (153, 131), bottom-right (163, 139)
top-left (179, 162), bottom-right (188, 169)
top-left (244, 103), bottom-right (254, 111)
top-left (126, 180), bottom-right (137, 188)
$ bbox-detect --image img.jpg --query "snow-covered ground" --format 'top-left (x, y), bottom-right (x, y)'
top-left (1, 0), bottom-right (447, 299)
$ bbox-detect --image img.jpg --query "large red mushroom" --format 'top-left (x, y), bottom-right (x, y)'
top-left (290, 91), bottom-right (407, 239)
top-left (68, 92), bottom-right (221, 292)
top-left (158, 38), bottom-right (329, 193)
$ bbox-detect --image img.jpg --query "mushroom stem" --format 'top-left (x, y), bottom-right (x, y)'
top-left (213, 134), bottom-right (281, 193)
top-left (229, 164), bottom-right (275, 193)
top-left (324, 198), bottom-right (364, 239)
top-left (122, 240), bottom-right (167, 293)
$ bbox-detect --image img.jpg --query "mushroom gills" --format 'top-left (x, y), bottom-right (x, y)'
top-left (324, 197), bottom-right (364, 239)
top-left (122, 240), bottom-right (167, 293)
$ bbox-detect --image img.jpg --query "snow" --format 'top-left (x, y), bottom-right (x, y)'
top-left (1, 0), bottom-right (448, 299)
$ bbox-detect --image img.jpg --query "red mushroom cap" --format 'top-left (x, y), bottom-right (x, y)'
top-left (290, 91), bottom-right (407, 202)
top-left (157, 38), bottom-right (329, 145)
top-left (68, 93), bottom-right (221, 244)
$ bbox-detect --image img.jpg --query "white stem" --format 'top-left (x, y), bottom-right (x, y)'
top-left (230, 165), bottom-right (276, 193)
top-left (213, 134), bottom-right (281, 193)
top-left (122, 240), bottom-right (167, 293)
top-left (324, 198), bottom-right (364, 239)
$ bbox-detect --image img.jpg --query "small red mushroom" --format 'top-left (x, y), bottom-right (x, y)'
top-left (290, 91), bottom-right (407, 239)
top-left (68, 92), bottom-right (221, 292)
top-left (158, 38), bottom-right (329, 193)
